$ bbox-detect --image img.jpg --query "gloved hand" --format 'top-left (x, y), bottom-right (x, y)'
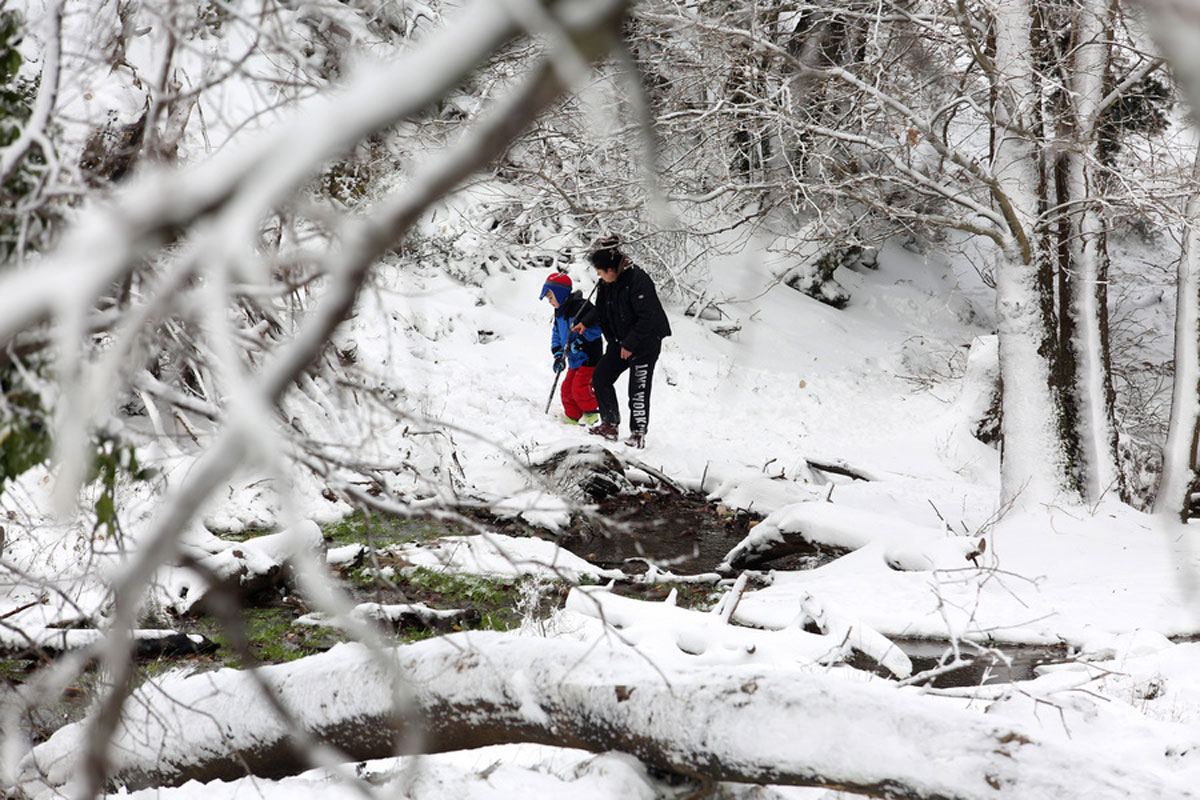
top-left (553, 351), bottom-right (566, 373)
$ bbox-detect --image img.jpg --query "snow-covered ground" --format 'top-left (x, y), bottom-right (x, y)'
top-left (8, 219), bottom-right (1200, 798)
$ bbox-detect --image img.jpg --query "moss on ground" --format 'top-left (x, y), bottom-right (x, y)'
top-left (0, 658), bottom-right (27, 685)
top-left (322, 509), bottom-right (474, 548)
top-left (200, 606), bottom-right (344, 667)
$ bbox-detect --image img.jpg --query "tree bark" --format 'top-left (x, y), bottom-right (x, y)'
top-left (1155, 142), bottom-right (1200, 521)
top-left (990, 0), bottom-right (1077, 510)
top-left (19, 632), bottom-right (1193, 800)
top-left (1060, 0), bottom-right (1124, 504)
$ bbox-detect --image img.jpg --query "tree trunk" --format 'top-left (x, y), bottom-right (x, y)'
top-left (1155, 142), bottom-right (1200, 521)
top-left (990, 0), bottom-right (1077, 510)
top-left (1061, 0), bottom-right (1124, 504)
top-left (19, 633), bottom-right (1194, 800)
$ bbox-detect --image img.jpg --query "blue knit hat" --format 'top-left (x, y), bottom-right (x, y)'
top-left (539, 272), bottom-right (572, 304)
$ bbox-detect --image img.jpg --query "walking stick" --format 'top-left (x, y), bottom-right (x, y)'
top-left (544, 370), bottom-right (563, 414)
top-left (543, 282), bottom-right (600, 415)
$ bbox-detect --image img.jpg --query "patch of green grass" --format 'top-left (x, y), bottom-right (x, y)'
top-left (210, 509), bottom-right (475, 547)
top-left (344, 563), bottom-right (383, 588)
top-left (404, 567), bottom-right (516, 607)
top-left (398, 568), bottom-right (568, 633)
top-left (477, 610), bottom-right (519, 631)
top-left (402, 626), bottom-right (438, 642)
top-left (212, 527), bottom-right (274, 542)
top-left (0, 659), bottom-right (27, 684)
top-left (201, 606), bottom-right (343, 666)
top-left (322, 509), bottom-right (471, 548)
top-left (136, 657), bottom-right (198, 680)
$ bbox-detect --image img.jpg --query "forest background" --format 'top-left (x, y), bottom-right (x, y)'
top-left (2, 0), bottom-right (1200, 798)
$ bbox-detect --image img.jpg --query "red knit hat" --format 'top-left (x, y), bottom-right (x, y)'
top-left (539, 272), bottom-right (572, 303)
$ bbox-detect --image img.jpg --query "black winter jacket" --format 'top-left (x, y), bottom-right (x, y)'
top-left (594, 265), bottom-right (672, 357)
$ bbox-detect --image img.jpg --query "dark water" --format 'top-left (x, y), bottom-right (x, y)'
top-left (563, 490), bottom-right (758, 575)
top-left (869, 639), bottom-right (1072, 688)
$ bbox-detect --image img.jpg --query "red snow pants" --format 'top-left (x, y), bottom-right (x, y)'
top-left (560, 365), bottom-right (598, 420)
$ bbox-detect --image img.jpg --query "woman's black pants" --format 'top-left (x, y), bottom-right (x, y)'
top-left (592, 344), bottom-right (660, 435)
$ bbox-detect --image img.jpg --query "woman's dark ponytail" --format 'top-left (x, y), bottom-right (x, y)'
top-left (588, 234), bottom-right (626, 271)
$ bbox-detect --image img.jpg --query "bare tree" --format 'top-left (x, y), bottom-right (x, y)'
top-left (615, 1), bottom-right (1191, 511)
top-left (1134, 0), bottom-right (1200, 522)
top-left (1, 0), bottom-right (631, 795)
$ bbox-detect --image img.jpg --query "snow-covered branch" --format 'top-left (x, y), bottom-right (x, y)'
top-left (4, 2), bottom-right (632, 797)
top-left (0, 0), bottom-right (62, 188)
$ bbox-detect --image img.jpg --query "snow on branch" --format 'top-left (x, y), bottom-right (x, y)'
top-left (0, 0), bottom-right (63, 189)
top-left (563, 584), bottom-right (913, 678)
top-left (17, 2), bottom-right (634, 797)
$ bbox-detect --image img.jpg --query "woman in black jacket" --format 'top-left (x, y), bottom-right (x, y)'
top-left (581, 235), bottom-right (671, 448)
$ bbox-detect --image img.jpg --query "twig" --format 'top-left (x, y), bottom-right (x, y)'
top-left (716, 572), bottom-right (749, 624)
top-left (617, 454), bottom-right (687, 494)
top-left (0, 597), bottom-right (46, 622)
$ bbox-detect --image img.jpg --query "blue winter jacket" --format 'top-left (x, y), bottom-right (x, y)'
top-left (552, 291), bottom-right (603, 369)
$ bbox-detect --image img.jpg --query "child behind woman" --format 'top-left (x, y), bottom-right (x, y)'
top-left (539, 272), bottom-right (603, 425)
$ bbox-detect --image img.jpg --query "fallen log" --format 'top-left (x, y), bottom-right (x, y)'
top-left (164, 520), bottom-right (327, 615)
top-left (720, 501), bottom-right (975, 572)
top-left (18, 632), bottom-right (1193, 800)
top-left (563, 585), bottom-right (912, 678)
top-left (0, 628), bottom-right (217, 661)
top-left (293, 602), bottom-right (479, 634)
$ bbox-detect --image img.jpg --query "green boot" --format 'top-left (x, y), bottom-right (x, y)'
top-left (579, 411), bottom-right (600, 427)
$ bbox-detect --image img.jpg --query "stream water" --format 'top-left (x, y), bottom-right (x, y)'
top-left (872, 639), bottom-right (1071, 688)
top-left (566, 489), bottom-right (833, 575)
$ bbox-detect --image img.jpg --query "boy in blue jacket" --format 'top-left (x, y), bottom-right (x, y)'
top-left (540, 272), bottom-right (603, 425)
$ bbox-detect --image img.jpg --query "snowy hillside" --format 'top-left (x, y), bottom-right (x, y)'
top-left (11, 224), bottom-right (1200, 799)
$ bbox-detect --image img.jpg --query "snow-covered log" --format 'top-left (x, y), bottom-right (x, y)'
top-left (294, 602), bottom-right (478, 633)
top-left (18, 632), bottom-right (1194, 799)
top-left (380, 531), bottom-right (626, 584)
top-left (162, 520), bottom-right (326, 615)
top-left (720, 501), bottom-right (980, 572)
top-left (563, 586), bottom-right (913, 678)
top-left (0, 628), bottom-right (215, 660)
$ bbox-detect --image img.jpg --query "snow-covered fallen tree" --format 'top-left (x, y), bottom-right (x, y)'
top-left (17, 631), bottom-right (1196, 799)
top-left (378, 531), bottom-right (626, 584)
top-left (562, 584), bottom-right (913, 678)
top-left (720, 500), bottom-right (983, 572)
top-left (294, 601), bottom-right (478, 634)
top-left (156, 520), bottom-right (327, 615)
